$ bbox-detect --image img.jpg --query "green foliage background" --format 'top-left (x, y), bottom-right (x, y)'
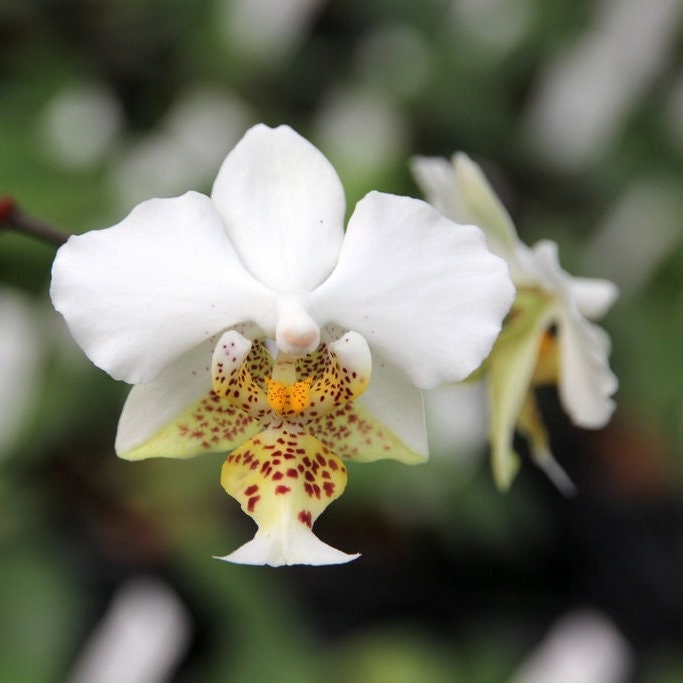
top-left (2, 1), bottom-right (683, 681)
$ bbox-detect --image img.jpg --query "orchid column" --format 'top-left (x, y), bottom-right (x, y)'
top-left (51, 124), bottom-right (514, 566)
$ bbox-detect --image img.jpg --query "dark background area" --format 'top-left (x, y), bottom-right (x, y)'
top-left (2, 1), bottom-right (683, 681)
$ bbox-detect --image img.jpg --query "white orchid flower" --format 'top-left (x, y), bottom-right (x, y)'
top-left (51, 124), bottom-right (514, 565)
top-left (412, 152), bottom-right (618, 492)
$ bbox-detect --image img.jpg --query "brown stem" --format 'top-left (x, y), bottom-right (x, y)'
top-left (0, 196), bottom-right (69, 247)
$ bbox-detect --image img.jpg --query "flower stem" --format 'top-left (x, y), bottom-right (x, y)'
top-left (0, 196), bottom-right (69, 246)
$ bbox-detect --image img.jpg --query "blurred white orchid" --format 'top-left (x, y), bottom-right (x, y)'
top-left (51, 124), bottom-right (514, 565)
top-left (412, 152), bottom-right (618, 491)
top-left (508, 610), bottom-right (631, 683)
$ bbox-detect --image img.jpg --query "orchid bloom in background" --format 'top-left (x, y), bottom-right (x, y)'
top-left (51, 124), bottom-right (514, 566)
top-left (412, 153), bottom-right (618, 492)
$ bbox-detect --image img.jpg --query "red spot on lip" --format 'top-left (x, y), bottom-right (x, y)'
top-left (247, 495), bottom-right (260, 512)
top-left (275, 485), bottom-right (291, 495)
top-left (244, 484), bottom-right (259, 496)
top-left (298, 510), bottom-right (312, 527)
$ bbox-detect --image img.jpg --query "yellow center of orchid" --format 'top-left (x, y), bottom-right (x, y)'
top-left (265, 377), bottom-right (313, 415)
top-left (533, 326), bottom-right (559, 385)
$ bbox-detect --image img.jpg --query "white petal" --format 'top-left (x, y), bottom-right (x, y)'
top-left (215, 526), bottom-right (359, 567)
top-left (528, 241), bottom-right (618, 427)
top-left (530, 240), bottom-right (618, 321)
top-left (451, 153), bottom-right (521, 258)
top-left (50, 191), bottom-right (276, 384)
top-left (357, 353), bottom-right (429, 459)
top-left (557, 307), bottom-right (618, 428)
top-left (211, 124), bottom-right (346, 292)
top-left (410, 155), bottom-right (465, 220)
top-left (311, 191), bottom-right (515, 387)
top-left (412, 153), bottom-right (521, 264)
top-left (570, 276), bottom-right (618, 320)
top-left (115, 339), bottom-right (213, 456)
top-left (524, 240), bottom-right (565, 293)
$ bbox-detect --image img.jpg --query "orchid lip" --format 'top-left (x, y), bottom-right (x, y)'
top-left (210, 329), bottom-right (372, 565)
